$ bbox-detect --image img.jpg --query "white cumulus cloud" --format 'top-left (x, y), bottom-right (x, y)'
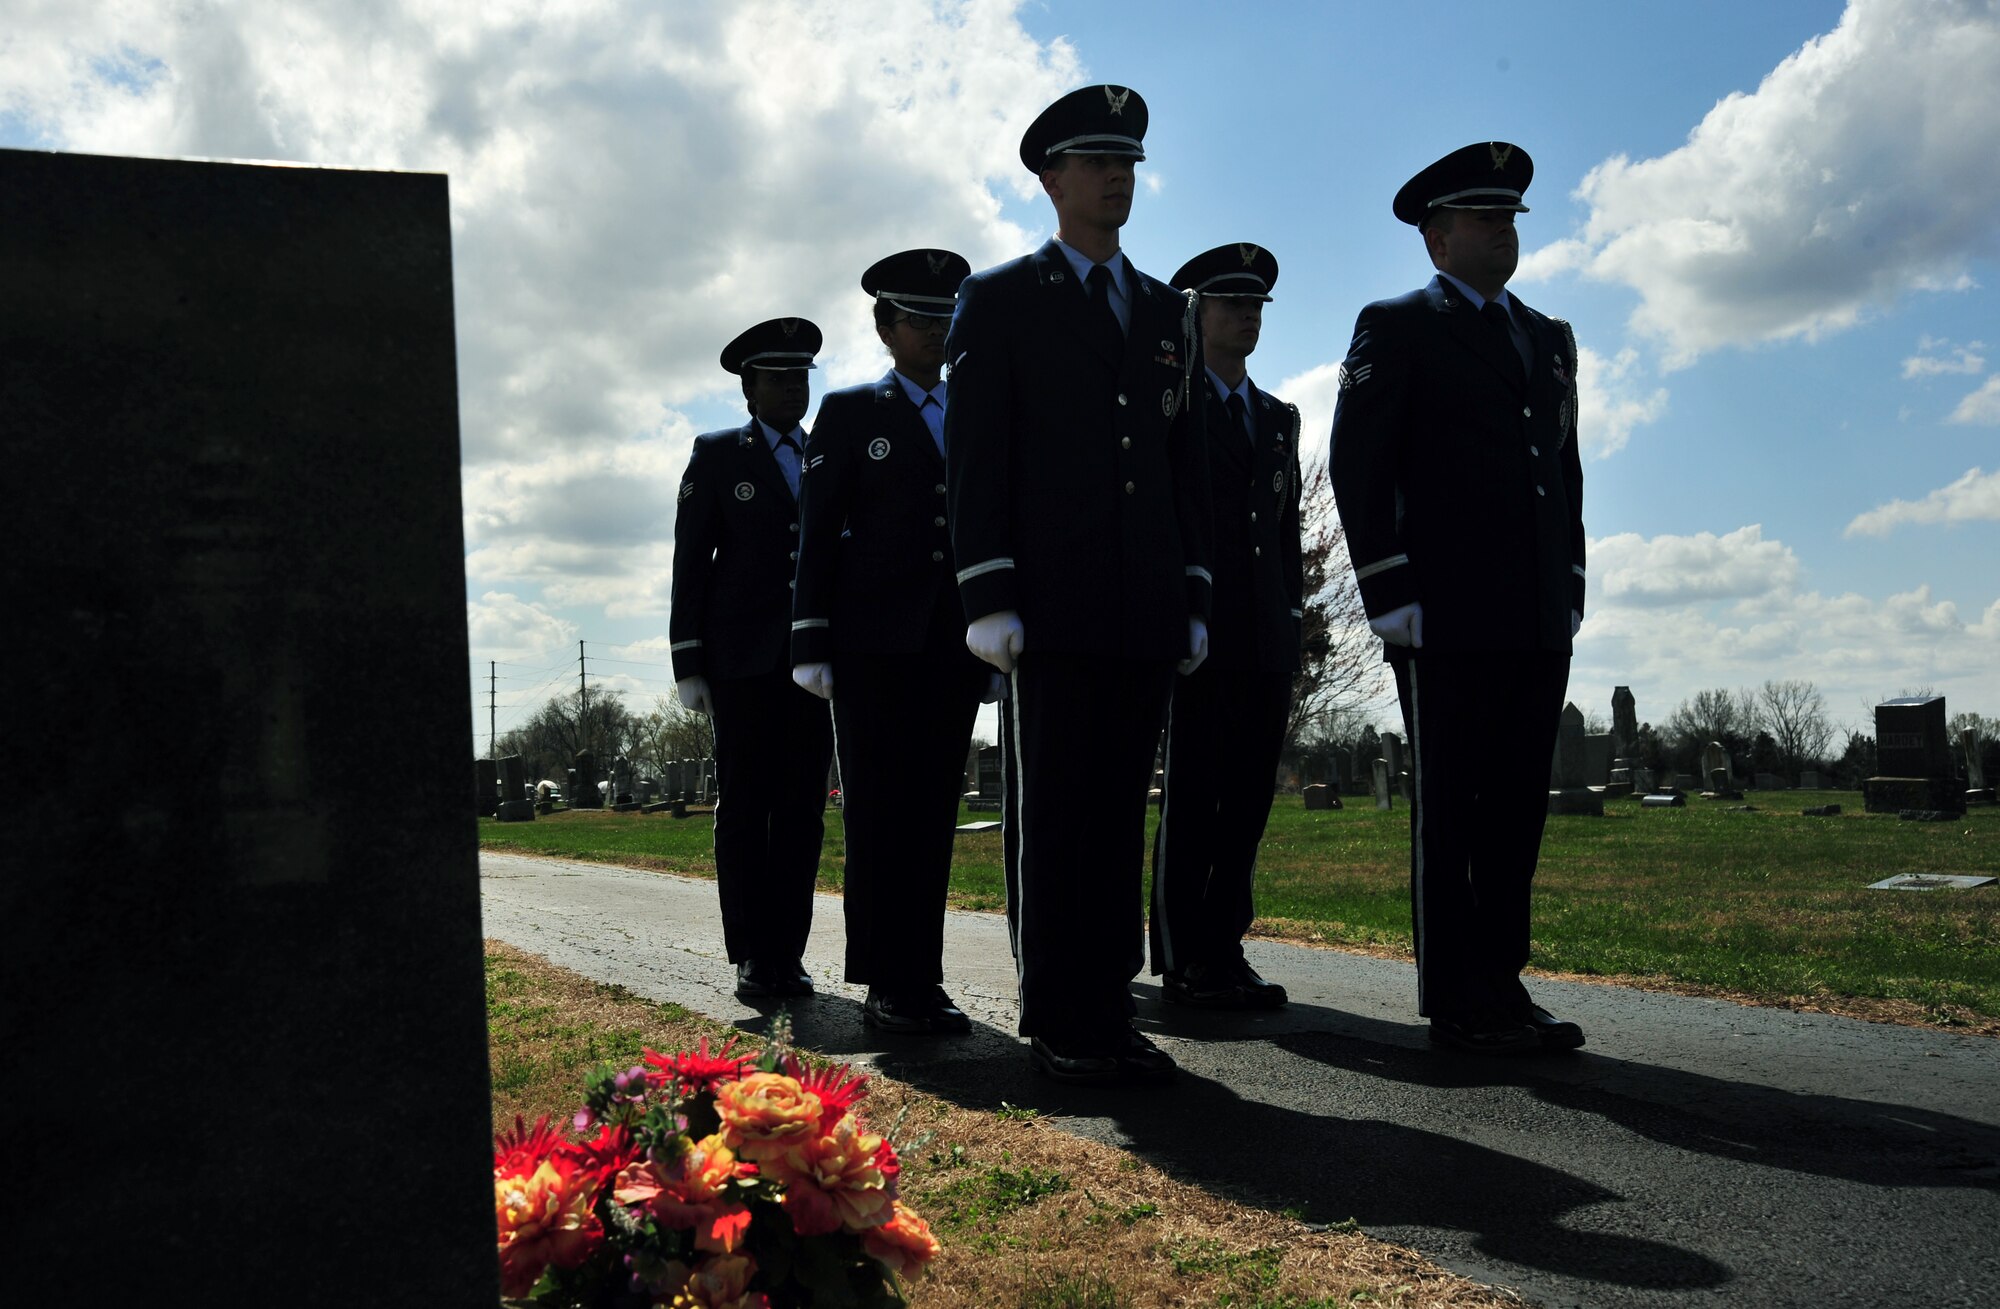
top-left (1902, 337), bottom-right (1987, 378)
top-left (1587, 525), bottom-right (1800, 607)
top-left (1524, 0), bottom-right (2000, 368)
top-left (1845, 467), bottom-right (2000, 536)
top-left (1948, 374), bottom-right (2000, 424)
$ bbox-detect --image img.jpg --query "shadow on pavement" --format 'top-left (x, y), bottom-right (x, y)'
top-left (732, 986), bottom-right (1999, 1295)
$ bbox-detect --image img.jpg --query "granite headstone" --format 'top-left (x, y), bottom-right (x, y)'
top-left (5, 149), bottom-right (493, 1298)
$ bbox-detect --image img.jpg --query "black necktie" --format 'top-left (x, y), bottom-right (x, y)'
top-left (777, 433), bottom-right (801, 497)
top-left (1481, 299), bottom-right (1528, 378)
top-left (1227, 392), bottom-right (1252, 448)
top-left (1086, 263), bottom-right (1123, 357)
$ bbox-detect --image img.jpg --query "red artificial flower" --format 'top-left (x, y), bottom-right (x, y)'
top-left (494, 1115), bottom-right (567, 1178)
top-left (780, 1053), bottom-right (869, 1133)
top-left (495, 1151), bottom-right (607, 1297)
top-left (646, 1037), bottom-right (754, 1096)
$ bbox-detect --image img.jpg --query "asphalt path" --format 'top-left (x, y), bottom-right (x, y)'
top-left (480, 850), bottom-right (2000, 1308)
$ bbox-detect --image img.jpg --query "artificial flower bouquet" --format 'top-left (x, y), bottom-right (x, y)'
top-left (495, 1032), bottom-right (938, 1307)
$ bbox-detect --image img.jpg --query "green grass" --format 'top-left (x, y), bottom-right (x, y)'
top-left (480, 792), bottom-right (2000, 1020)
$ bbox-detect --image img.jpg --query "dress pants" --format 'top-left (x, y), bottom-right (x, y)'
top-left (1150, 665), bottom-right (1293, 974)
top-left (831, 648), bottom-right (986, 988)
top-left (1393, 650), bottom-right (1569, 1017)
top-left (707, 669), bottom-right (835, 964)
top-left (1000, 653), bottom-right (1175, 1041)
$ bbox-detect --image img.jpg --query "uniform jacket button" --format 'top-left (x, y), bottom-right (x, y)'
top-left (1124, 481), bottom-right (1136, 494)
top-left (1530, 445), bottom-right (1540, 456)
top-left (1120, 437), bottom-right (1131, 448)
top-left (788, 579), bottom-right (796, 588)
top-left (1250, 511), bottom-right (1258, 522)
top-left (1536, 485), bottom-right (1547, 496)
top-left (789, 551), bottom-right (798, 560)
top-left (933, 516), bottom-right (946, 527)
top-left (1523, 406), bottom-right (1533, 417)
top-left (1117, 394), bottom-right (1128, 406)
top-left (935, 484), bottom-right (946, 494)
top-left (788, 522), bottom-right (799, 532)
top-left (931, 550), bottom-right (944, 561)
top-left (1254, 546), bottom-right (1262, 557)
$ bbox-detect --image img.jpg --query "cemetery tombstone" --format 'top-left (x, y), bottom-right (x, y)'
top-left (1548, 703), bottom-right (1605, 816)
top-left (496, 754), bottom-right (534, 821)
top-left (1799, 769), bottom-right (1823, 790)
top-left (572, 748), bottom-right (603, 809)
top-left (1962, 728), bottom-right (1995, 805)
top-left (474, 757), bottom-right (498, 817)
top-left (1372, 758), bottom-right (1394, 811)
top-left (1865, 696), bottom-right (1963, 815)
top-left (1581, 733), bottom-right (1615, 788)
top-left (1302, 783), bottom-right (1334, 811)
top-left (6, 148), bottom-right (494, 1296)
top-left (968, 745), bottom-right (1004, 812)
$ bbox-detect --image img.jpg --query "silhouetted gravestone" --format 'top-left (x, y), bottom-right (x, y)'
top-left (1547, 702), bottom-right (1605, 816)
top-left (4, 149), bottom-right (493, 1300)
top-left (572, 748), bottom-right (603, 808)
top-left (475, 757), bottom-right (498, 817)
top-left (1865, 696), bottom-right (1963, 816)
top-left (1302, 783), bottom-right (1335, 810)
top-left (1372, 758), bottom-right (1393, 811)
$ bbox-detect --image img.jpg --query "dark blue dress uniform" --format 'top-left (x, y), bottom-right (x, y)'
top-left (1150, 373), bottom-right (1303, 986)
top-left (1329, 144), bottom-right (1586, 1036)
top-left (790, 250), bottom-right (986, 1010)
top-left (669, 319), bottom-right (834, 979)
top-left (946, 88), bottom-right (1214, 1054)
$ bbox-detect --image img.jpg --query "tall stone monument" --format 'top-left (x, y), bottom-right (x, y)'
top-left (5, 149), bottom-right (494, 1298)
top-left (1606, 685), bottom-right (1639, 798)
top-left (1865, 696), bottom-right (1964, 816)
top-left (1548, 702), bottom-right (1605, 816)
top-left (1963, 728), bottom-right (1995, 805)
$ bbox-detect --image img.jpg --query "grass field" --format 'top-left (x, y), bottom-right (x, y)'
top-left (479, 790), bottom-right (2000, 1025)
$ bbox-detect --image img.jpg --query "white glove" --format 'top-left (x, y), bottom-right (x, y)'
top-left (676, 676), bottom-right (714, 716)
top-left (1571, 610), bottom-right (1583, 639)
top-left (966, 610), bottom-right (1025, 674)
top-left (791, 662), bottom-right (835, 700)
top-left (1369, 602), bottom-right (1423, 649)
top-left (1178, 616), bottom-right (1210, 675)
top-left (980, 671), bottom-right (1007, 703)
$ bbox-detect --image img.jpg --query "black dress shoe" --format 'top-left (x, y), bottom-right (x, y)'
top-left (1163, 960), bottom-right (1288, 1010)
top-left (1519, 1003), bottom-right (1585, 1051)
top-left (863, 986), bottom-right (972, 1034)
top-left (1229, 961), bottom-right (1288, 1009)
top-left (1428, 1009), bottom-right (1540, 1055)
top-left (1027, 1035), bottom-right (1123, 1084)
top-left (1113, 1027), bottom-right (1177, 1084)
top-left (735, 959), bottom-right (813, 1000)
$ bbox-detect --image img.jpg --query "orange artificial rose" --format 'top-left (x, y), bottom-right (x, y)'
top-left (863, 1200), bottom-right (940, 1280)
top-left (495, 1157), bottom-right (604, 1298)
top-left (769, 1113), bottom-right (892, 1235)
top-left (713, 1072), bottom-right (823, 1163)
top-left (675, 1252), bottom-right (768, 1309)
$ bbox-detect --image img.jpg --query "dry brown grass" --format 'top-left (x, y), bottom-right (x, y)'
top-left (484, 940), bottom-right (1526, 1309)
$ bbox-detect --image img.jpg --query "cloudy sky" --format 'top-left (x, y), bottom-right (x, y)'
top-left (8, 0), bottom-right (1996, 749)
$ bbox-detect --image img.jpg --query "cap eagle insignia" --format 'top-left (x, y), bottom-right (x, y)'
top-left (1238, 243), bottom-right (1261, 267)
top-left (1489, 143), bottom-right (1513, 171)
top-left (1104, 86), bottom-right (1131, 116)
top-left (925, 251), bottom-right (950, 276)
top-left (779, 318), bottom-right (800, 337)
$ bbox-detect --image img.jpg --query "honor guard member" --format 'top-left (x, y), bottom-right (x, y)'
top-left (1151, 244), bottom-right (1302, 1010)
top-left (789, 248), bottom-right (994, 1035)
top-left (946, 85), bottom-right (1215, 1084)
top-left (1329, 143), bottom-right (1587, 1054)
top-left (670, 317), bottom-right (836, 1002)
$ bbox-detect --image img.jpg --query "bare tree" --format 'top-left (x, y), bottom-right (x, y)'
top-left (1665, 687), bottom-right (1760, 751)
top-left (493, 689), bottom-right (643, 781)
top-left (1285, 462), bottom-right (1386, 769)
top-left (1756, 678), bottom-right (1834, 773)
top-left (629, 695), bottom-right (715, 775)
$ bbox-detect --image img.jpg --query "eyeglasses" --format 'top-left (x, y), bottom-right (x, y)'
top-left (893, 313), bottom-right (949, 331)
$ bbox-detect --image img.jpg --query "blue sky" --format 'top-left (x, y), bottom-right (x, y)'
top-left (7, 0), bottom-right (1994, 750)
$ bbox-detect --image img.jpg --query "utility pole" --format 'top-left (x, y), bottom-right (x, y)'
top-left (489, 661), bottom-right (497, 755)
top-left (579, 639), bottom-right (589, 753)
